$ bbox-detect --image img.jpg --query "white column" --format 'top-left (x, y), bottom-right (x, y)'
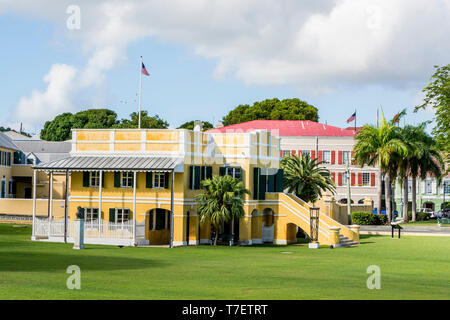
top-left (64, 170), bottom-right (69, 243)
top-left (133, 171), bottom-right (137, 245)
top-left (170, 170), bottom-right (175, 248)
top-left (31, 169), bottom-right (37, 240)
top-left (48, 171), bottom-right (53, 238)
top-left (98, 171), bottom-right (103, 237)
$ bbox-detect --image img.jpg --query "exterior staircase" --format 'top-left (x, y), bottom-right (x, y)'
top-left (339, 235), bottom-right (359, 247)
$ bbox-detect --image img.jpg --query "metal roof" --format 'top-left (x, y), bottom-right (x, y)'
top-left (34, 156), bottom-right (182, 171)
top-left (206, 120), bottom-right (356, 137)
top-left (0, 132), bottom-right (19, 150)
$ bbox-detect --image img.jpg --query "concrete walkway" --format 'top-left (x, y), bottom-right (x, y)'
top-left (360, 225), bottom-right (450, 237)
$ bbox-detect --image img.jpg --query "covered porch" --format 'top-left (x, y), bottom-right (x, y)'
top-left (31, 156), bottom-right (182, 247)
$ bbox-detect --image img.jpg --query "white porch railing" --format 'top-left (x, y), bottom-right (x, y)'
top-left (79, 219), bottom-right (134, 239)
top-left (34, 218), bottom-right (134, 241)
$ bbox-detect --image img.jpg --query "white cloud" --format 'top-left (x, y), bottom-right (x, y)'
top-left (2, 0), bottom-right (450, 126)
top-left (14, 64), bottom-right (78, 127)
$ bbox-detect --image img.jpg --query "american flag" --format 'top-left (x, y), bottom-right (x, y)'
top-left (346, 112), bottom-right (356, 123)
top-left (141, 62), bottom-right (150, 76)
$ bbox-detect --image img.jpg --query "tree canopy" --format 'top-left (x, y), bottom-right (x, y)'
top-left (40, 109), bottom-right (169, 141)
top-left (222, 98), bottom-right (319, 126)
top-left (415, 64), bottom-right (450, 159)
top-left (177, 120), bottom-right (213, 131)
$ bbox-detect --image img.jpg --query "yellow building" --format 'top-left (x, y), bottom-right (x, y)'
top-left (32, 126), bottom-right (359, 247)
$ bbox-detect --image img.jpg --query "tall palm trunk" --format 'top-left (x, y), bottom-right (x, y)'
top-left (213, 225), bottom-right (219, 246)
top-left (403, 176), bottom-right (409, 223)
top-left (377, 172), bottom-right (383, 214)
top-left (385, 173), bottom-right (392, 224)
top-left (411, 176), bottom-right (417, 222)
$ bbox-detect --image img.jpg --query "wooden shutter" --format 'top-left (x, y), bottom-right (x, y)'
top-left (267, 174), bottom-right (275, 192)
top-left (280, 150), bottom-right (283, 158)
top-left (351, 173), bottom-right (356, 186)
top-left (219, 167), bottom-right (226, 176)
top-left (258, 171), bottom-right (267, 200)
top-left (358, 173), bottom-right (362, 186)
top-left (194, 166), bottom-right (201, 189)
top-left (351, 151), bottom-right (355, 165)
top-left (291, 150), bottom-right (296, 156)
top-left (331, 151), bottom-right (335, 164)
top-left (331, 172), bottom-right (336, 183)
top-left (318, 151), bottom-right (323, 162)
top-left (206, 166), bottom-right (213, 179)
top-left (164, 172), bottom-right (169, 189)
top-left (338, 172), bottom-right (343, 186)
top-left (253, 167), bottom-right (260, 200)
top-left (275, 169), bottom-right (284, 192)
top-left (83, 172), bottom-right (90, 187)
top-left (298, 150), bottom-right (302, 156)
top-left (109, 208), bottom-right (115, 222)
top-left (311, 150), bottom-right (316, 159)
top-left (13, 152), bottom-right (19, 164)
top-left (189, 166), bottom-right (194, 189)
top-left (371, 173), bottom-right (375, 186)
top-left (146, 172), bottom-right (153, 188)
top-left (338, 151), bottom-right (343, 164)
top-left (114, 172), bottom-right (121, 188)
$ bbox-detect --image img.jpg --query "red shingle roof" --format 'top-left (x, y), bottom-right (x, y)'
top-left (206, 120), bottom-right (355, 137)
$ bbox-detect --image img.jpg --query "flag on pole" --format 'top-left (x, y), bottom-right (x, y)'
top-left (141, 62), bottom-right (150, 76)
top-left (393, 113), bottom-right (400, 123)
top-left (346, 112), bottom-right (356, 123)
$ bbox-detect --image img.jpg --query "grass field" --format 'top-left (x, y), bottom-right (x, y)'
top-left (0, 223), bottom-right (449, 300)
top-left (401, 220), bottom-right (450, 227)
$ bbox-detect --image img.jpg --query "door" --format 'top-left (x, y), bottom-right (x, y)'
top-left (24, 187), bottom-right (32, 199)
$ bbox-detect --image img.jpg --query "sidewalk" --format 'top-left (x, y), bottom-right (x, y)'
top-left (360, 225), bottom-right (450, 237)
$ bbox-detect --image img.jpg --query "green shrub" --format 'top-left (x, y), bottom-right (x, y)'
top-left (407, 211), bottom-right (431, 221)
top-left (351, 211), bottom-right (387, 225)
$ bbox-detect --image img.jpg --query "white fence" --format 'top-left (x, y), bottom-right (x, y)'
top-left (34, 218), bottom-right (134, 241)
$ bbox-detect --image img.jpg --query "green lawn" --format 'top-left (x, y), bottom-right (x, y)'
top-left (401, 220), bottom-right (450, 227)
top-left (1, 223), bottom-right (449, 300)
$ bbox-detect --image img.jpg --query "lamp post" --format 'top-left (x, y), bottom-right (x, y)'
top-left (309, 207), bottom-right (320, 249)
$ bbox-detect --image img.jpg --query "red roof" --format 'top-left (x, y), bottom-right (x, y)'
top-left (206, 120), bottom-right (355, 137)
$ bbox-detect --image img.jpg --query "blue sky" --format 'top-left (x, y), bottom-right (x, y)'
top-left (1, 0), bottom-right (448, 134)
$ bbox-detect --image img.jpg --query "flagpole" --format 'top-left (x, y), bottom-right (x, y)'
top-left (354, 109), bottom-right (356, 132)
top-left (138, 56), bottom-right (143, 129)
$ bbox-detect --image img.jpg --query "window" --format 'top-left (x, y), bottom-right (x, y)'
top-left (8, 180), bottom-right (13, 197)
top-left (121, 172), bottom-right (133, 188)
top-left (153, 173), bottom-right (166, 188)
top-left (342, 151), bottom-right (351, 164)
top-left (342, 172), bottom-right (348, 186)
top-left (89, 172), bottom-right (100, 187)
top-left (424, 180), bottom-right (432, 194)
top-left (282, 150), bottom-right (291, 158)
top-left (225, 167), bottom-right (242, 179)
top-left (85, 208), bottom-right (99, 223)
top-left (322, 151), bottom-right (331, 164)
top-left (444, 181), bottom-right (450, 195)
top-left (302, 150), bottom-right (310, 157)
top-left (362, 173), bottom-right (370, 186)
top-left (1, 151), bottom-right (5, 166)
top-left (116, 208), bottom-right (130, 223)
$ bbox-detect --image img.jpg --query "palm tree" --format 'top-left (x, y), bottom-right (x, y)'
top-left (409, 128), bottom-right (443, 221)
top-left (195, 175), bottom-right (250, 246)
top-left (280, 154), bottom-right (335, 203)
top-left (396, 124), bottom-right (443, 222)
top-left (353, 118), bottom-right (408, 223)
